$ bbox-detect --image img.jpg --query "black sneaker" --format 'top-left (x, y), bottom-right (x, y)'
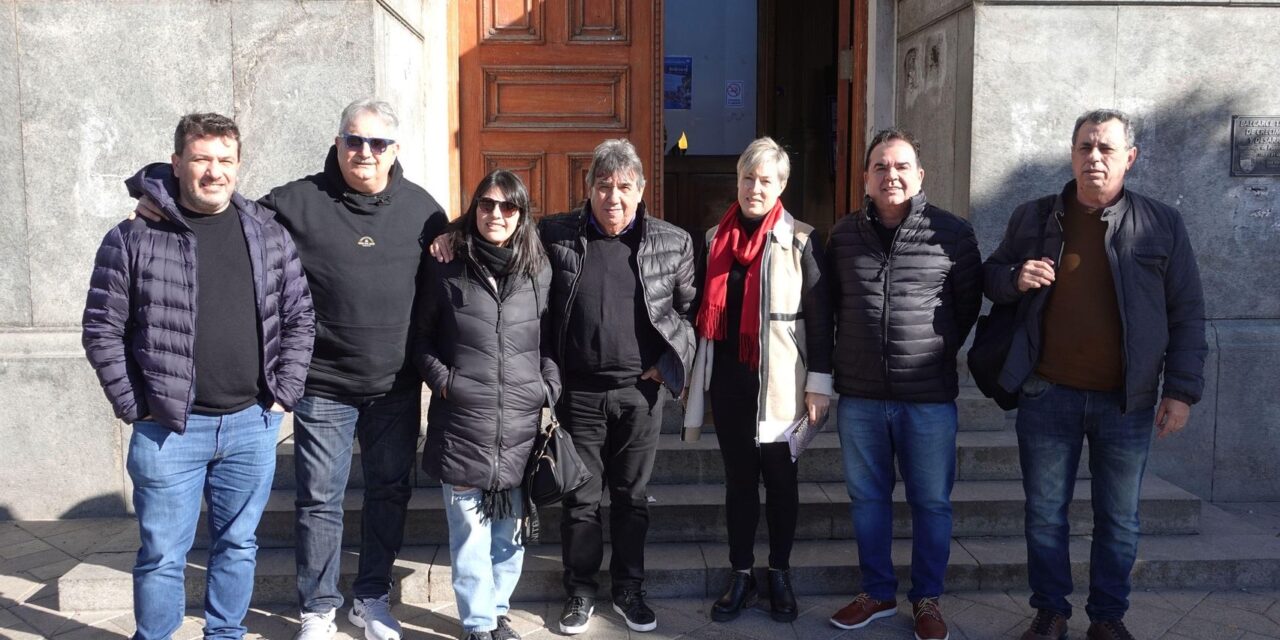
top-left (492, 615), bottom-right (520, 640)
top-left (463, 632), bottom-right (492, 640)
top-left (613, 589), bottom-right (657, 632)
top-left (559, 596), bottom-right (595, 635)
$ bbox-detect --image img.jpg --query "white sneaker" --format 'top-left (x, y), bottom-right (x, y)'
top-left (349, 595), bottom-right (403, 640)
top-left (295, 609), bottom-right (337, 640)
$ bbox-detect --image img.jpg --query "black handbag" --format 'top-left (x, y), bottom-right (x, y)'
top-left (521, 386), bottom-right (592, 542)
top-left (968, 197), bottom-right (1055, 411)
top-left (968, 302), bottom-right (1022, 410)
top-left (524, 408), bottom-right (591, 506)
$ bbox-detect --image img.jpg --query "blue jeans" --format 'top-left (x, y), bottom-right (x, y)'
top-left (293, 390), bottom-right (420, 612)
top-left (443, 484), bottom-right (525, 633)
top-left (127, 404), bottom-right (281, 640)
top-left (1016, 375), bottom-right (1154, 622)
top-left (837, 396), bottom-right (957, 602)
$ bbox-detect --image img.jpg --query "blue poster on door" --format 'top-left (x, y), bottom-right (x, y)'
top-left (664, 56), bottom-right (692, 110)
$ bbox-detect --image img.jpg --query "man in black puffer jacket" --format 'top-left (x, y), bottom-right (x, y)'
top-left (543, 139), bottom-right (697, 636)
top-left (83, 113), bottom-right (314, 640)
top-left (825, 129), bottom-right (981, 640)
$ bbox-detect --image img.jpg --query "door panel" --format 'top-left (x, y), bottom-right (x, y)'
top-left (460, 0), bottom-right (662, 216)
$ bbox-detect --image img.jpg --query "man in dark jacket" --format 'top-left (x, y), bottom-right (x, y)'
top-left (83, 113), bottom-right (314, 640)
top-left (826, 128), bottom-right (982, 640)
top-left (546, 139), bottom-right (697, 636)
top-left (986, 110), bottom-right (1206, 640)
top-left (132, 99), bottom-right (448, 640)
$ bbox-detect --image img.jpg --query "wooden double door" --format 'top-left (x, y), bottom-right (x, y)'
top-left (458, 0), bottom-right (866, 226)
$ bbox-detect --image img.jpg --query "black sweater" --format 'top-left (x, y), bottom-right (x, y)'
top-left (261, 147), bottom-right (448, 399)
top-left (179, 204), bottom-right (265, 414)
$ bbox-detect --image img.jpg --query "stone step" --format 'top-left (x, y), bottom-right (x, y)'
top-left (221, 475), bottom-right (1197, 549)
top-left (272, 429), bottom-right (1062, 490)
top-left (58, 521), bottom-right (1280, 611)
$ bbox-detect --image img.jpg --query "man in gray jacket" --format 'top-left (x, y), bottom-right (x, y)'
top-left (983, 109), bottom-right (1206, 640)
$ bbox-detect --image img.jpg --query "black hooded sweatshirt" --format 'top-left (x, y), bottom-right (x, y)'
top-left (261, 146), bottom-right (448, 400)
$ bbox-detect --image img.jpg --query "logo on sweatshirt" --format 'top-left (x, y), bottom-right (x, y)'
top-left (357, 236), bottom-right (376, 248)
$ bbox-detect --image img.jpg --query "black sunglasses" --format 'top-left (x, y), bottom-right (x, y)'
top-left (341, 134), bottom-right (396, 155)
top-left (477, 197), bottom-right (521, 216)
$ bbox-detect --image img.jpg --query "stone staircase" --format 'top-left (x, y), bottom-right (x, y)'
top-left (57, 387), bottom-right (1280, 611)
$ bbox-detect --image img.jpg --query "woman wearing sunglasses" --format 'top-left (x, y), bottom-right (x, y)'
top-left (684, 137), bottom-right (833, 623)
top-left (413, 170), bottom-right (559, 640)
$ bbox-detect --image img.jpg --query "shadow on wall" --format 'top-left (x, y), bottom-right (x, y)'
top-left (60, 493), bottom-right (127, 519)
top-left (966, 88), bottom-right (1276, 308)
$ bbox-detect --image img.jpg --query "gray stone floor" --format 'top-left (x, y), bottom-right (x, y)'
top-left (6, 510), bottom-right (1280, 639)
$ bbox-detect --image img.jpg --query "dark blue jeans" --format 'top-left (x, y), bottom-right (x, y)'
top-left (837, 396), bottom-right (957, 602)
top-left (292, 389), bottom-right (420, 613)
top-left (128, 405), bottom-right (280, 640)
top-left (1016, 375), bottom-right (1154, 622)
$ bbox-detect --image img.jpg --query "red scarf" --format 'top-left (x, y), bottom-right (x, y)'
top-left (696, 199), bottom-right (785, 369)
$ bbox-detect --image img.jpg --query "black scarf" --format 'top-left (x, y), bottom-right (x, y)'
top-left (470, 228), bottom-right (514, 281)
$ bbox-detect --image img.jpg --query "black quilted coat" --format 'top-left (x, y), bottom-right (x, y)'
top-left (415, 251), bottom-right (560, 491)
top-left (538, 204), bottom-right (697, 395)
top-left (826, 193), bottom-right (983, 402)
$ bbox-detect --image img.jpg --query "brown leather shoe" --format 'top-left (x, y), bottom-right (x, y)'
top-left (829, 593), bottom-right (898, 630)
top-left (911, 597), bottom-right (949, 640)
top-left (1020, 609), bottom-right (1068, 640)
top-left (1087, 619), bottom-right (1136, 640)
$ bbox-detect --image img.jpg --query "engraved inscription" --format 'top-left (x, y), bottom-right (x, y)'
top-left (1233, 116), bottom-right (1280, 177)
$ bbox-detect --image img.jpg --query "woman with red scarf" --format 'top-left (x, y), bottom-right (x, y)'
top-left (685, 137), bottom-right (834, 623)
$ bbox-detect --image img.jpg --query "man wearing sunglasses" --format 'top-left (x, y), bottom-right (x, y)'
top-left (131, 98), bottom-right (447, 640)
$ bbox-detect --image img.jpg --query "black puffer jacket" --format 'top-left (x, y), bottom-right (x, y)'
top-left (826, 193), bottom-right (982, 402)
top-left (414, 251), bottom-right (560, 490)
top-left (539, 204), bottom-right (697, 395)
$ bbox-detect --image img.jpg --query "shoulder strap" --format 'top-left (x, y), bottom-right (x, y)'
top-left (1034, 194), bottom-right (1055, 257)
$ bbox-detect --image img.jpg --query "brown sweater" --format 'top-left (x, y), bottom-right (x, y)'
top-left (1035, 193), bottom-right (1124, 391)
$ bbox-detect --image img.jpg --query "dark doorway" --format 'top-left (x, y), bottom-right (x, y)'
top-left (661, 0), bottom-right (840, 240)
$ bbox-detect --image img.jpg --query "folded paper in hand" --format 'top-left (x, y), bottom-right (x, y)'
top-left (785, 413), bottom-right (827, 462)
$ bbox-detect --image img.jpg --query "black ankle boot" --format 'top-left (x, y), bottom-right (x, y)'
top-left (711, 571), bottom-right (758, 622)
top-left (768, 568), bottom-right (797, 622)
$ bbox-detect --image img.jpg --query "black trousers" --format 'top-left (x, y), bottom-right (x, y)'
top-left (559, 379), bottom-right (666, 598)
top-left (710, 377), bottom-right (799, 572)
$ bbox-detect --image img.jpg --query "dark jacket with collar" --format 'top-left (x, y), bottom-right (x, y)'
top-left (982, 180), bottom-right (1206, 411)
top-left (538, 203), bottom-right (697, 395)
top-left (82, 166), bottom-right (315, 433)
top-left (414, 248), bottom-right (560, 490)
top-left (260, 147), bottom-right (448, 400)
top-left (826, 192), bottom-right (983, 402)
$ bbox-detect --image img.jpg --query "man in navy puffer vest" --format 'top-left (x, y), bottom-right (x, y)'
top-left (82, 113), bottom-right (315, 640)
